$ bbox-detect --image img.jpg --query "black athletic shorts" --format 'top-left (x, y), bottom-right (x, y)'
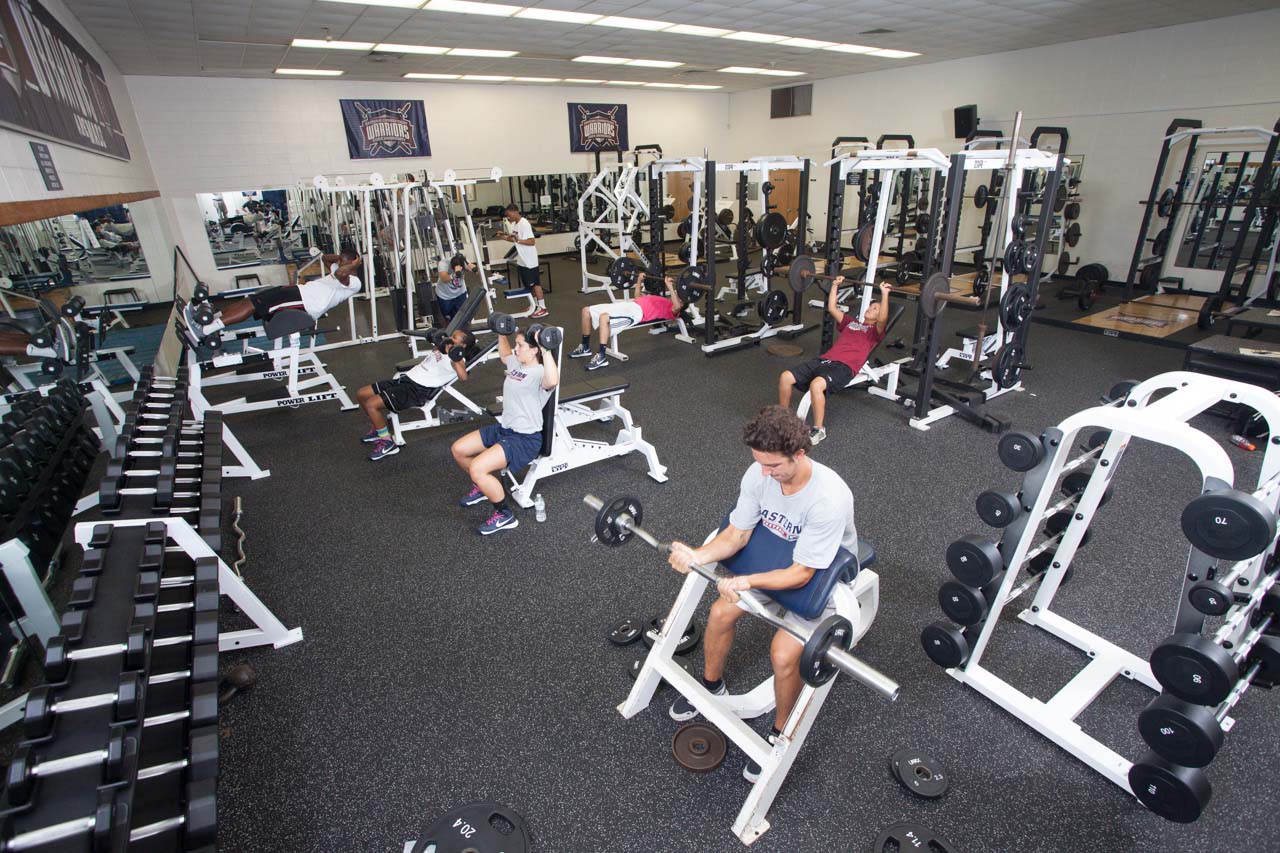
top-left (517, 265), bottom-right (541, 288)
top-left (788, 357), bottom-right (854, 392)
top-left (372, 376), bottom-right (438, 413)
top-left (248, 285), bottom-right (305, 321)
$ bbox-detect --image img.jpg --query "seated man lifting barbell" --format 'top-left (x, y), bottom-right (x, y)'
top-left (450, 316), bottom-right (560, 536)
top-left (778, 279), bottom-right (890, 446)
top-left (667, 405), bottom-right (862, 783)
top-left (570, 272), bottom-right (681, 371)
top-left (354, 328), bottom-right (478, 461)
top-left (180, 250), bottom-right (362, 345)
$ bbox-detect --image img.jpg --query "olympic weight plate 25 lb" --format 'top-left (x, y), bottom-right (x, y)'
top-left (409, 802), bottom-right (531, 853)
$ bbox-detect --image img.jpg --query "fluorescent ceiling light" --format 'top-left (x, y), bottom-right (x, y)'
top-left (318, 0), bottom-right (424, 7)
top-left (644, 82), bottom-right (683, 88)
top-left (592, 16), bottom-right (671, 31)
top-left (605, 80), bottom-right (645, 86)
top-left (424, 0), bottom-right (520, 15)
top-left (276, 68), bottom-right (344, 76)
top-left (513, 76), bottom-right (560, 82)
top-left (718, 66), bottom-right (768, 74)
top-left (682, 84), bottom-right (722, 90)
top-left (824, 43), bottom-right (878, 54)
top-left (515, 8), bottom-right (601, 24)
top-left (628, 59), bottom-right (682, 68)
top-left (869, 48), bottom-right (920, 58)
top-left (404, 72), bottom-right (461, 79)
top-left (447, 47), bottom-right (517, 57)
top-left (462, 74), bottom-right (513, 81)
top-left (374, 43), bottom-right (449, 54)
top-left (779, 37), bottom-right (836, 49)
top-left (291, 38), bottom-right (374, 50)
top-left (665, 24), bottom-right (731, 37)
top-left (565, 78), bottom-right (604, 83)
top-left (759, 69), bottom-right (806, 76)
top-left (724, 31), bottom-right (786, 43)
top-left (573, 55), bottom-right (629, 65)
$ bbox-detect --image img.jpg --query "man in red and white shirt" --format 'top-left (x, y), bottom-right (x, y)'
top-left (569, 272), bottom-right (682, 371)
top-left (778, 278), bottom-right (891, 445)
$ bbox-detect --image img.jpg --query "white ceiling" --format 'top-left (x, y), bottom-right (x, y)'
top-left (64, 0), bottom-right (1280, 92)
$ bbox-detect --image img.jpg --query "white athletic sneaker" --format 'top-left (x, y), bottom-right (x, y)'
top-left (568, 344), bottom-right (593, 358)
top-left (809, 427), bottom-right (827, 446)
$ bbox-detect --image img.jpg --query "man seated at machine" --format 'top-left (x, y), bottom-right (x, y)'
top-left (355, 328), bottom-right (478, 462)
top-left (777, 279), bottom-right (890, 446)
top-left (569, 271), bottom-right (681, 371)
top-left (666, 405), bottom-right (860, 783)
top-left (435, 253), bottom-right (475, 324)
top-left (181, 251), bottom-right (362, 344)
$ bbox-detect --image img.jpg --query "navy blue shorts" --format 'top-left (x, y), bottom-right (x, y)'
top-left (480, 423), bottom-right (543, 472)
top-left (437, 292), bottom-right (466, 321)
top-left (517, 265), bottom-right (541, 288)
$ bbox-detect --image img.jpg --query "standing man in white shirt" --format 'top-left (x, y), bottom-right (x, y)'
top-left (499, 204), bottom-right (548, 318)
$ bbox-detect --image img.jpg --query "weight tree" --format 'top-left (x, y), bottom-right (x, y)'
top-left (922, 371), bottom-right (1280, 823)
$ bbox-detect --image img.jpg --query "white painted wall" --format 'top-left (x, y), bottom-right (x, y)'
top-left (723, 9), bottom-right (1280, 283)
top-left (0, 0), bottom-right (156, 203)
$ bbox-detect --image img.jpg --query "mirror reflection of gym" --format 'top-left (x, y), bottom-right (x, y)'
top-left (1174, 152), bottom-right (1280, 271)
top-left (0, 205), bottom-right (150, 295)
top-left (197, 190), bottom-right (304, 270)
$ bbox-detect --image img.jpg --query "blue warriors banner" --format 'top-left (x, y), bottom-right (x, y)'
top-left (340, 99), bottom-right (431, 160)
top-left (567, 102), bottom-right (628, 153)
top-left (0, 0), bottom-right (130, 159)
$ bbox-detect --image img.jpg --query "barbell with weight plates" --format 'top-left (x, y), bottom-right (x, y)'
top-left (673, 265), bottom-right (712, 305)
top-left (582, 494), bottom-right (900, 698)
top-left (786, 255), bottom-right (842, 295)
top-left (973, 184), bottom-right (991, 209)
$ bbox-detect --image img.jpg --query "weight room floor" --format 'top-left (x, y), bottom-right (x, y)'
top-left (146, 258), bottom-right (1280, 851)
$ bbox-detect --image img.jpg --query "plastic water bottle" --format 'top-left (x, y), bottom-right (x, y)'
top-left (534, 494), bottom-right (546, 522)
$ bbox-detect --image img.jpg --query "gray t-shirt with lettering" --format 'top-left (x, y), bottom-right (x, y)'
top-left (499, 354), bottom-right (553, 433)
top-left (728, 459), bottom-right (857, 569)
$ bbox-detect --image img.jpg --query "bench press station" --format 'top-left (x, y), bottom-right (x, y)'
top-left (584, 495), bottom-right (897, 845)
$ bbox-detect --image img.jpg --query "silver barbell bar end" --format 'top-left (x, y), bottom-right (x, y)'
top-left (827, 647), bottom-right (900, 702)
top-left (583, 494), bottom-right (603, 511)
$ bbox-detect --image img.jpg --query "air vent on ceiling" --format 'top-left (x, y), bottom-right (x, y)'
top-left (859, 28), bottom-right (894, 35)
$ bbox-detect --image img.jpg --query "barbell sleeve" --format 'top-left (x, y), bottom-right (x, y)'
top-left (826, 647), bottom-right (900, 701)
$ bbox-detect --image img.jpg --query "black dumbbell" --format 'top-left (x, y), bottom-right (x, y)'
top-left (526, 323), bottom-right (563, 350)
top-left (23, 672), bottom-right (144, 740)
top-left (488, 312), bottom-right (517, 335)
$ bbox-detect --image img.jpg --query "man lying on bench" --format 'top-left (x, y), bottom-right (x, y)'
top-left (355, 328), bottom-right (478, 461)
top-left (569, 272), bottom-right (681, 371)
top-left (778, 279), bottom-right (889, 446)
top-left (666, 406), bottom-right (863, 783)
top-left (181, 251), bottom-right (362, 343)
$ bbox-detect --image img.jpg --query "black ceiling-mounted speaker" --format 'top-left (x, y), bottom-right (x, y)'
top-left (955, 104), bottom-right (978, 139)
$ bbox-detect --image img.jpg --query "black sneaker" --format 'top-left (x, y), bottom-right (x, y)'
top-left (669, 679), bottom-right (727, 721)
top-left (744, 732), bottom-right (779, 783)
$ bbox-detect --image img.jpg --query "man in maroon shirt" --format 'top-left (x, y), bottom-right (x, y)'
top-left (778, 278), bottom-right (891, 445)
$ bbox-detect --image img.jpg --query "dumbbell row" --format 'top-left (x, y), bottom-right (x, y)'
top-left (25, 673), bottom-right (217, 740)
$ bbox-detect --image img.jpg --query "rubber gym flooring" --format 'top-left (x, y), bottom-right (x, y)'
top-left (95, 258), bottom-right (1280, 850)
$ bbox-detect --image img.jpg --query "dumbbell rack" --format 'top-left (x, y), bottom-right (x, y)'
top-left (0, 380), bottom-right (100, 684)
top-left (0, 518), bottom-right (219, 851)
top-left (924, 371), bottom-right (1280, 820)
top-left (79, 369), bottom-right (300, 653)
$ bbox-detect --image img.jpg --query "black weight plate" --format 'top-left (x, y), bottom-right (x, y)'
top-left (993, 344), bottom-right (1024, 390)
top-left (1157, 187), bottom-right (1176, 218)
top-left (672, 722), bottom-right (727, 772)
top-left (889, 749), bottom-right (950, 799)
top-left (1053, 188), bottom-right (1067, 213)
top-left (676, 217), bottom-right (692, 239)
top-left (642, 617), bottom-right (702, 655)
top-left (999, 283), bottom-right (1033, 330)
top-left (973, 184), bottom-right (989, 209)
top-left (1021, 242), bottom-right (1040, 276)
top-left (1197, 294), bottom-right (1222, 330)
top-left (895, 261), bottom-right (912, 286)
top-left (1003, 241), bottom-right (1025, 278)
top-left (594, 495), bottom-right (641, 546)
top-left (1064, 201), bottom-right (1081, 221)
top-left (409, 801), bottom-right (531, 853)
top-left (872, 822), bottom-right (958, 853)
top-left (1057, 250), bottom-right (1071, 277)
top-left (1064, 222), bottom-right (1082, 247)
top-left (798, 614), bottom-right (853, 687)
top-left (627, 653), bottom-right (695, 682)
top-left (788, 255), bottom-right (816, 293)
top-left (759, 290), bottom-right (790, 325)
top-left (1011, 213), bottom-right (1027, 239)
top-left (717, 208), bottom-right (734, 226)
top-left (1077, 280), bottom-right (1097, 311)
top-left (853, 222), bottom-right (876, 264)
top-left (608, 617), bottom-right (643, 646)
top-left (1152, 227), bottom-right (1170, 259)
top-left (756, 212), bottom-right (789, 250)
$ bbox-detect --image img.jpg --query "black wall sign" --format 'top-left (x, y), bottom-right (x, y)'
top-left (29, 140), bottom-right (61, 190)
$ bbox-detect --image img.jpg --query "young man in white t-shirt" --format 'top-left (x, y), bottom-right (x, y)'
top-left (666, 405), bottom-right (858, 783)
top-left (498, 205), bottom-right (547, 318)
top-left (354, 328), bottom-right (477, 461)
top-left (180, 251), bottom-right (362, 344)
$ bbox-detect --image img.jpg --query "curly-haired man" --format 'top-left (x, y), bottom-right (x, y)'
top-left (665, 405), bottom-right (858, 782)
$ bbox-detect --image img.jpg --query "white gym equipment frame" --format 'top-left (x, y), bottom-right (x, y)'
top-left (701, 156), bottom-right (808, 355)
top-left (578, 160), bottom-right (653, 296)
top-left (821, 143), bottom-right (1065, 430)
top-left (622, 531), bottom-right (884, 845)
top-left (936, 371), bottom-right (1280, 808)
